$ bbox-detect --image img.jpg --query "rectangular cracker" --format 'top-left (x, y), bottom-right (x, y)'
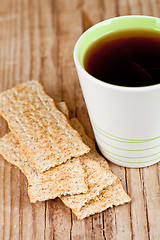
top-left (61, 118), bottom-right (131, 219)
top-left (0, 80), bottom-right (90, 172)
top-left (61, 152), bottom-right (117, 211)
top-left (0, 132), bottom-right (88, 203)
top-left (0, 103), bottom-right (87, 203)
top-left (72, 179), bottom-right (131, 220)
top-left (0, 101), bottom-right (69, 175)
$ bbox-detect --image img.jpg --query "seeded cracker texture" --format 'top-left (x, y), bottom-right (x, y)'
top-left (0, 101), bottom-right (68, 174)
top-left (27, 156), bottom-right (87, 203)
top-left (0, 80), bottom-right (90, 172)
top-left (0, 103), bottom-right (88, 203)
top-left (64, 118), bottom-right (131, 220)
top-left (61, 154), bottom-right (117, 211)
top-left (72, 179), bottom-right (131, 220)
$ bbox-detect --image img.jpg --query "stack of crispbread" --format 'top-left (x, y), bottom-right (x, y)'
top-left (0, 80), bottom-right (131, 220)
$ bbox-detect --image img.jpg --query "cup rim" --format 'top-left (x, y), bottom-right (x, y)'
top-left (74, 15), bottom-right (160, 92)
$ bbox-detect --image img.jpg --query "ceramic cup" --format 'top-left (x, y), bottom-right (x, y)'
top-left (74, 15), bottom-right (160, 168)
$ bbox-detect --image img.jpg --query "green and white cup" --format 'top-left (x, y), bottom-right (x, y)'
top-left (74, 15), bottom-right (160, 168)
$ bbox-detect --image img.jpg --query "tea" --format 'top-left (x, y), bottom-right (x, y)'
top-left (83, 29), bottom-right (160, 87)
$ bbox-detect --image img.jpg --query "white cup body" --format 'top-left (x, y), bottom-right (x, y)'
top-left (74, 16), bottom-right (160, 168)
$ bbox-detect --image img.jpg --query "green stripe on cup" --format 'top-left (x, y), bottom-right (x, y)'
top-left (98, 143), bottom-right (160, 159)
top-left (100, 146), bottom-right (160, 164)
top-left (92, 120), bottom-right (160, 143)
top-left (96, 135), bottom-right (160, 151)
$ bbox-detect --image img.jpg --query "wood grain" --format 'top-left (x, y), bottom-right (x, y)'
top-left (0, 0), bottom-right (159, 239)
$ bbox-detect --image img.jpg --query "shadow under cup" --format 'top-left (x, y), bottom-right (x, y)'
top-left (74, 15), bottom-right (160, 168)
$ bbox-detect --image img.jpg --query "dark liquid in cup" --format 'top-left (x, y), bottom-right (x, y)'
top-left (83, 29), bottom-right (160, 87)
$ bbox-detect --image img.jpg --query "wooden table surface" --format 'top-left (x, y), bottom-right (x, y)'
top-left (0, 0), bottom-right (160, 239)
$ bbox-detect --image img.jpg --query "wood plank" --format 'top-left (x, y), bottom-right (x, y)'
top-left (71, 214), bottom-right (93, 240)
top-left (0, 11), bottom-right (9, 240)
top-left (32, 202), bottom-right (45, 240)
top-left (29, 0), bottom-right (41, 80)
top-left (150, 0), bottom-right (160, 17)
top-left (106, 163), bottom-right (132, 240)
top-left (0, 1), bottom-right (21, 239)
top-left (0, 5), bottom-right (12, 238)
top-left (52, 198), bottom-right (71, 240)
top-left (127, 169), bottom-right (149, 239)
top-left (128, 0), bottom-right (142, 14)
top-left (141, 165), bottom-right (160, 240)
top-left (118, 0), bottom-right (130, 15)
top-left (10, 166), bottom-right (21, 240)
top-left (103, 0), bottom-right (118, 19)
top-left (45, 200), bottom-right (54, 240)
top-left (82, 0), bottom-right (103, 31)
top-left (38, 0), bottom-right (60, 102)
top-left (20, 174), bottom-right (34, 240)
top-left (57, 0), bottom-right (82, 117)
top-left (3, 161), bottom-right (11, 240)
top-left (0, 155), bottom-right (5, 240)
top-left (140, 0), bottom-right (153, 15)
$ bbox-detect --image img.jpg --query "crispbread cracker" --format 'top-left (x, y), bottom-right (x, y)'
top-left (61, 157), bottom-right (116, 211)
top-left (0, 101), bottom-right (69, 175)
top-left (72, 179), bottom-right (131, 220)
top-left (61, 118), bottom-right (131, 219)
top-left (0, 80), bottom-right (90, 172)
top-left (0, 103), bottom-right (88, 202)
top-left (0, 132), bottom-right (88, 203)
